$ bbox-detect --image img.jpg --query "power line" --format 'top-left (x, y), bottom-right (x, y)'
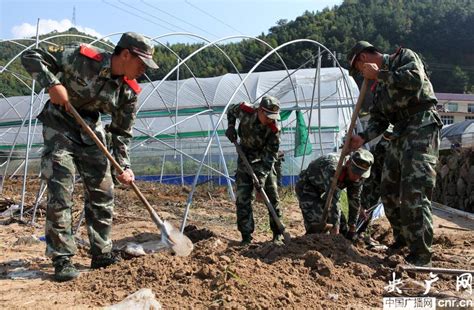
top-left (140, 0), bottom-right (218, 39)
top-left (117, 0), bottom-right (191, 34)
top-left (184, 0), bottom-right (242, 34)
top-left (103, 0), bottom-right (301, 73)
top-left (140, 0), bottom-right (278, 72)
top-left (147, 6), bottom-right (283, 70)
top-left (180, 0), bottom-right (293, 71)
top-left (102, 0), bottom-right (178, 33)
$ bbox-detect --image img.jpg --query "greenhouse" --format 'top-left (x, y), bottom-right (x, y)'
top-left (0, 68), bottom-right (359, 180)
top-left (0, 33), bottom-right (361, 212)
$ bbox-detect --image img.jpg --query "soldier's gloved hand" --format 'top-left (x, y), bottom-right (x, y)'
top-left (225, 126), bottom-right (237, 142)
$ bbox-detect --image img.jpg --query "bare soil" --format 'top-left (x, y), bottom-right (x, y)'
top-left (1, 178), bottom-right (473, 309)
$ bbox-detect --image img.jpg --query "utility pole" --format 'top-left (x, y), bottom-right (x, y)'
top-left (72, 6), bottom-right (76, 27)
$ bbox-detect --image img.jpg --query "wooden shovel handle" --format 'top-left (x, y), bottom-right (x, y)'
top-left (321, 79), bottom-right (369, 224)
top-left (67, 103), bottom-right (165, 227)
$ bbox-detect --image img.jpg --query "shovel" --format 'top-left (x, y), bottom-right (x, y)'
top-left (67, 103), bottom-right (193, 256)
top-left (311, 78), bottom-right (369, 233)
top-left (234, 142), bottom-right (291, 245)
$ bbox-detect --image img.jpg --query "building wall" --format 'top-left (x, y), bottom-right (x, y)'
top-left (436, 92), bottom-right (474, 125)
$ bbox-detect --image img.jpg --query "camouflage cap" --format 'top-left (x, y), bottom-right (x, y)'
top-left (117, 32), bottom-right (159, 69)
top-left (346, 41), bottom-right (378, 76)
top-left (259, 95), bottom-right (281, 120)
top-left (350, 148), bottom-right (374, 178)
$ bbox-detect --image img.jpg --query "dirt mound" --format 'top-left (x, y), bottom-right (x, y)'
top-left (64, 230), bottom-right (387, 308)
top-left (1, 179), bottom-right (472, 308)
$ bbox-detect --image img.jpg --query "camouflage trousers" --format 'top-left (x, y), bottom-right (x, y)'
top-left (41, 125), bottom-right (114, 259)
top-left (381, 124), bottom-right (439, 260)
top-left (235, 163), bottom-right (281, 237)
top-left (295, 181), bottom-right (341, 233)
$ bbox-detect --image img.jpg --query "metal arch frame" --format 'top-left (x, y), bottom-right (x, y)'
top-left (0, 93), bottom-right (24, 121)
top-left (135, 32), bottom-right (296, 144)
top-left (124, 33), bottom-right (299, 201)
top-left (0, 32), bottom-right (299, 175)
top-left (0, 33), bottom-right (116, 216)
top-left (0, 93), bottom-right (45, 195)
top-left (139, 34), bottom-right (299, 110)
top-left (180, 38), bottom-right (357, 231)
top-left (77, 32), bottom-right (237, 194)
top-left (0, 32), bottom-right (216, 196)
top-left (86, 32), bottom-right (247, 195)
top-left (131, 34), bottom-right (300, 198)
top-left (0, 34), bottom-right (115, 74)
top-left (143, 32), bottom-right (251, 197)
top-left (0, 33), bottom-right (358, 229)
top-left (19, 22), bottom-right (41, 220)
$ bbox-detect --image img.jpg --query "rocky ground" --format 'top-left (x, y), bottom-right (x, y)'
top-left (0, 178), bottom-right (473, 309)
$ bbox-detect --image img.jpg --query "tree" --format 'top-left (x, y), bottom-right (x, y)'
top-left (2, 1), bottom-right (474, 95)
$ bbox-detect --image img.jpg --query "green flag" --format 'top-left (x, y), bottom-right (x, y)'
top-left (294, 110), bottom-right (312, 157)
top-left (279, 110), bottom-right (292, 121)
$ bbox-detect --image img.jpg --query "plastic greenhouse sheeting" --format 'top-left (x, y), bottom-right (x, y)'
top-left (0, 68), bottom-right (359, 174)
top-left (440, 120), bottom-right (474, 150)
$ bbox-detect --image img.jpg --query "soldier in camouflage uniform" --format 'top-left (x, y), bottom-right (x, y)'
top-left (347, 41), bottom-right (443, 266)
top-left (22, 32), bottom-right (159, 281)
top-left (295, 149), bottom-right (374, 236)
top-left (225, 96), bottom-right (283, 245)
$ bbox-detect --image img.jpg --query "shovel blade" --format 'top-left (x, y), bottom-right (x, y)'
top-left (161, 221), bottom-right (194, 257)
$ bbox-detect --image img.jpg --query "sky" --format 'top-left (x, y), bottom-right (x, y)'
top-left (0, 0), bottom-right (342, 44)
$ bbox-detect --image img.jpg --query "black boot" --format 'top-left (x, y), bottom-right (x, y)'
top-left (53, 256), bottom-right (79, 282)
top-left (387, 238), bottom-right (407, 254)
top-left (272, 232), bottom-right (284, 245)
top-left (405, 253), bottom-right (432, 267)
top-left (240, 234), bottom-right (252, 246)
top-left (90, 252), bottom-right (121, 269)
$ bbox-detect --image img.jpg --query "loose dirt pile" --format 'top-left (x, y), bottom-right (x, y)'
top-left (70, 231), bottom-right (387, 309)
top-left (0, 178), bottom-right (473, 309)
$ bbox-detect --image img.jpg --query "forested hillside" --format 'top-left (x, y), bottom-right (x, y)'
top-left (1, 0), bottom-right (473, 97)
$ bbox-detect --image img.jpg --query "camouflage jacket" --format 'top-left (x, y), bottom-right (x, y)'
top-left (298, 154), bottom-right (363, 225)
top-left (360, 48), bottom-right (442, 143)
top-left (227, 102), bottom-right (280, 173)
top-left (21, 44), bottom-right (140, 168)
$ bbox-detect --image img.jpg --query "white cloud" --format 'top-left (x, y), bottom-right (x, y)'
top-left (11, 19), bottom-right (103, 39)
